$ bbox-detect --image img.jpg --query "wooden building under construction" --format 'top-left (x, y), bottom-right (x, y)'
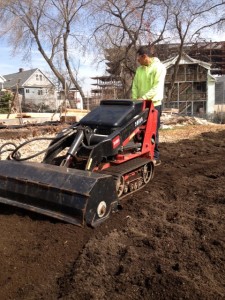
top-left (154, 41), bottom-right (225, 75)
top-left (90, 41), bottom-right (225, 115)
top-left (163, 53), bottom-right (215, 115)
top-left (89, 75), bottom-right (123, 110)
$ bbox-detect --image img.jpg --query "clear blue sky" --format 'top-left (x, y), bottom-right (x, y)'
top-left (0, 41), bottom-right (105, 95)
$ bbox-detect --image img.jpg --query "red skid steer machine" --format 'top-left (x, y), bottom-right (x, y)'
top-left (0, 100), bottom-right (157, 227)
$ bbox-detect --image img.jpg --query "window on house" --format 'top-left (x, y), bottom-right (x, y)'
top-left (38, 89), bottom-right (43, 95)
top-left (26, 89), bottom-right (30, 93)
top-left (36, 74), bottom-right (39, 80)
top-left (39, 75), bottom-right (42, 81)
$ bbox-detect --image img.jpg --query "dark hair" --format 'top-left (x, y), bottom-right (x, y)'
top-left (137, 46), bottom-right (151, 56)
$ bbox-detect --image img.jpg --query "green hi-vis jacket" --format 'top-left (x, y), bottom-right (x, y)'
top-left (132, 57), bottom-right (166, 107)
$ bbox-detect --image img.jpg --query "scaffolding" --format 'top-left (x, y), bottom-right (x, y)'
top-left (155, 41), bottom-right (225, 75)
top-left (91, 42), bottom-right (225, 114)
top-left (89, 75), bottom-right (123, 110)
top-left (164, 64), bottom-right (209, 115)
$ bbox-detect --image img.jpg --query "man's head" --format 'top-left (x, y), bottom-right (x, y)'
top-left (136, 46), bottom-right (152, 66)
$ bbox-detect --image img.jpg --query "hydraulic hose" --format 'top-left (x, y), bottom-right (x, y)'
top-left (10, 127), bottom-right (75, 161)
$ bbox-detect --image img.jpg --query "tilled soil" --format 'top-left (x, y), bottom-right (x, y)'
top-left (0, 125), bottom-right (225, 300)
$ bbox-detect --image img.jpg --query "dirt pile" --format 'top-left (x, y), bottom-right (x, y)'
top-left (0, 125), bottom-right (224, 300)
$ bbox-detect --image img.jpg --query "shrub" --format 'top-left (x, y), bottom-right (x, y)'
top-left (0, 92), bottom-right (13, 113)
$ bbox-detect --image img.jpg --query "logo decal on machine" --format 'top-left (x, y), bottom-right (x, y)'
top-left (112, 136), bottom-right (120, 149)
top-left (135, 117), bottom-right (143, 127)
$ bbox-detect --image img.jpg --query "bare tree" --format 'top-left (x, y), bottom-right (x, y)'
top-left (87, 0), bottom-right (224, 100)
top-left (1, 0), bottom-right (223, 104)
top-left (88, 0), bottom-right (169, 98)
top-left (0, 0), bottom-right (90, 106)
top-left (163, 0), bottom-right (225, 102)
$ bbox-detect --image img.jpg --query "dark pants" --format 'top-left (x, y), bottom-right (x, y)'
top-left (154, 105), bottom-right (162, 160)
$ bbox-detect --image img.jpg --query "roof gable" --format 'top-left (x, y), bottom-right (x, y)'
top-left (163, 52), bottom-right (211, 70)
top-left (3, 68), bottom-right (55, 89)
top-left (4, 68), bottom-right (38, 88)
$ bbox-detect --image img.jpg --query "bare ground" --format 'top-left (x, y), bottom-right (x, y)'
top-left (0, 124), bottom-right (225, 300)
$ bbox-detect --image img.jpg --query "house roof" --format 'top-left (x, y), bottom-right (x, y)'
top-left (3, 68), bottom-right (38, 88)
top-left (163, 52), bottom-right (212, 70)
top-left (3, 68), bottom-right (54, 89)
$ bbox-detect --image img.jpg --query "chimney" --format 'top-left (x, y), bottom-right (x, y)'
top-left (19, 68), bottom-right (24, 73)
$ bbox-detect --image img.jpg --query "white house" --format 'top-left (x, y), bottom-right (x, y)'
top-left (56, 87), bottom-right (83, 110)
top-left (3, 68), bottom-right (56, 111)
